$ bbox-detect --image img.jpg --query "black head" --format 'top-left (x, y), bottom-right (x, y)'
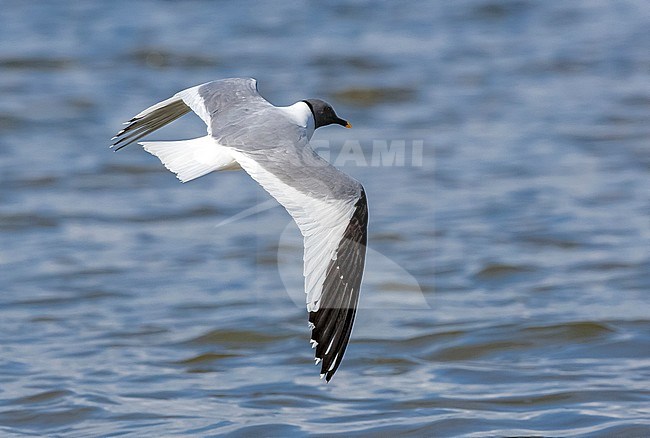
top-left (302, 99), bottom-right (351, 130)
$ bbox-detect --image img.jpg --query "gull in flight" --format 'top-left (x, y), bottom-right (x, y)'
top-left (111, 78), bottom-right (368, 381)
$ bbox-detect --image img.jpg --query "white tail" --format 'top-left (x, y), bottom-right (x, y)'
top-left (139, 136), bottom-right (240, 183)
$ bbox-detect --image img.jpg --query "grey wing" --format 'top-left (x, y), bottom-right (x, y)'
top-left (224, 123), bottom-right (367, 381)
top-left (196, 78), bottom-right (272, 135)
top-left (112, 77), bottom-right (270, 150)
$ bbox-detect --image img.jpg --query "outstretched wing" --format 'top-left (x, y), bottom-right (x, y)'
top-left (308, 188), bottom-right (367, 381)
top-left (227, 134), bottom-right (368, 381)
top-left (112, 78), bottom-right (269, 150)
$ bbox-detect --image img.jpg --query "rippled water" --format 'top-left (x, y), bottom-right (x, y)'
top-left (1, 1), bottom-right (649, 436)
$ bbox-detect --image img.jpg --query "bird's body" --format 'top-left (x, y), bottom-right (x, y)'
top-left (112, 78), bottom-right (367, 381)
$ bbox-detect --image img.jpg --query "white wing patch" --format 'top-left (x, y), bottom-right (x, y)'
top-left (176, 86), bottom-right (212, 131)
top-left (229, 151), bottom-right (357, 311)
top-left (140, 136), bottom-right (240, 183)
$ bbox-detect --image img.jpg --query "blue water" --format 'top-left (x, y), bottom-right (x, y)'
top-left (1, 1), bottom-right (649, 436)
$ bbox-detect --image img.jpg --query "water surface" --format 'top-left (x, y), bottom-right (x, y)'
top-left (1, 1), bottom-right (649, 436)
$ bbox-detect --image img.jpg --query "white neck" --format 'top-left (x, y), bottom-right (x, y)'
top-left (280, 102), bottom-right (315, 140)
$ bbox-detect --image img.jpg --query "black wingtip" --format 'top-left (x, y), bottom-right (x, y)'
top-left (308, 189), bottom-right (368, 382)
